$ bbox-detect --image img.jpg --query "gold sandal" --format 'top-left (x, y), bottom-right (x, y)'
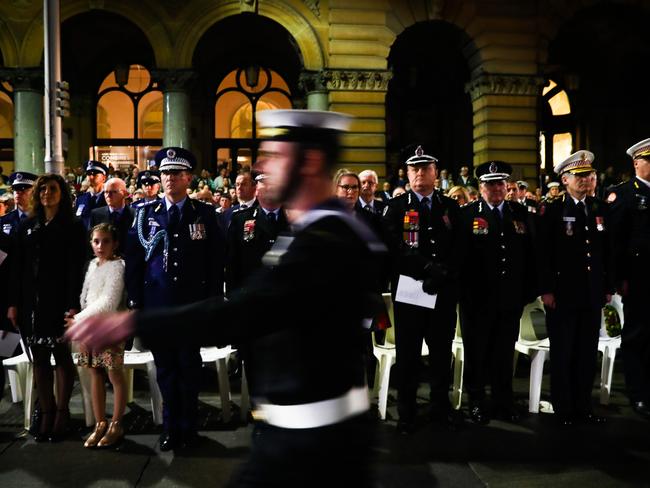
top-left (84, 420), bottom-right (108, 448)
top-left (97, 420), bottom-right (124, 448)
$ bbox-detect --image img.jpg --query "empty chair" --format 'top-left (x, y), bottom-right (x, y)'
top-left (200, 346), bottom-right (235, 423)
top-left (3, 339), bottom-right (35, 429)
top-left (122, 341), bottom-right (163, 425)
top-left (598, 294), bottom-right (624, 405)
top-left (514, 298), bottom-right (550, 413)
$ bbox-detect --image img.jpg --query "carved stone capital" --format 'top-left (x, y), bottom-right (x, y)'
top-left (320, 69), bottom-right (393, 91)
top-left (299, 70), bottom-right (328, 93)
top-left (302, 0), bottom-right (320, 18)
top-left (0, 67), bottom-right (44, 92)
top-left (466, 73), bottom-right (545, 101)
top-left (151, 69), bottom-right (196, 92)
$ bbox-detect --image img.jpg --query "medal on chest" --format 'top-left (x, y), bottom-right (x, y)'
top-left (403, 210), bottom-right (420, 248)
top-left (563, 216), bottom-right (575, 236)
top-left (513, 220), bottom-right (526, 234)
top-left (243, 219), bottom-right (256, 242)
top-left (636, 194), bottom-right (648, 211)
top-left (442, 209), bottom-right (451, 229)
top-left (472, 217), bottom-right (488, 235)
top-left (595, 216), bottom-right (605, 232)
top-left (190, 223), bottom-right (207, 240)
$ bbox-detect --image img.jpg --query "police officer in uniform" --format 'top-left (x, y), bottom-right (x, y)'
top-left (458, 162), bottom-right (537, 424)
top-left (124, 147), bottom-right (224, 450)
top-left (68, 110), bottom-right (385, 487)
top-left (538, 151), bottom-right (614, 426)
top-left (607, 138), bottom-right (650, 420)
top-left (382, 145), bottom-right (462, 433)
top-left (226, 173), bottom-right (288, 295)
top-left (0, 171), bottom-right (37, 236)
top-left (75, 161), bottom-right (108, 230)
top-left (132, 170), bottom-right (162, 208)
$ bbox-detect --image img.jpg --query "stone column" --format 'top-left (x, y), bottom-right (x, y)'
top-left (2, 68), bottom-right (45, 173)
top-left (151, 69), bottom-right (196, 149)
top-left (466, 73), bottom-right (545, 183)
top-left (322, 69), bottom-right (392, 178)
top-left (299, 70), bottom-right (329, 111)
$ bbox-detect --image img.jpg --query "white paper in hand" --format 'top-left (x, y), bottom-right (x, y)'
top-left (395, 275), bottom-right (437, 309)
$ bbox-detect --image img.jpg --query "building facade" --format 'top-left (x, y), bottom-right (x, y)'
top-left (1, 0), bottom-right (649, 187)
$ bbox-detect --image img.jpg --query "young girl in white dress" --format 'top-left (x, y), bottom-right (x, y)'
top-left (70, 223), bottom-right (127, 448)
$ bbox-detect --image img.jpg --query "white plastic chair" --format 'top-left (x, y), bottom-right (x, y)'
top-left (371, 293), bottom-right (430, 420)
top-left (514, 297), bottom-right (550, 413)
top-left (598, 294), bottom-right (624, 405)
top-left (122, 341), bottom-right (163, 425)
top-left (2, 339), bottom-right (35, 429)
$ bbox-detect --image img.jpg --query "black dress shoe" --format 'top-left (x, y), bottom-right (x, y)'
top-left (396, 419), bottom-right (416, 435)
top-left (159, 433), bottom-right (177, 451)
top-left (179, 432), bottom-right (204, 449)
top-left (632, 401), bottom-right (650, 420)
top-left (469, 405), bottom-right (490, 425)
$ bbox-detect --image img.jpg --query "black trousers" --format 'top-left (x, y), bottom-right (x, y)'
top-left (622, 296), bottom-right (650, 404)
top-left (546, 305), bottom-right (601, 416)
top-left (394, 301), bottom-right (456, 421)
top-left (229, 413), bottom-right (375, 488)
top-left (461, 305), bottom-right (521, 406)
top-left (152, 346), bottom-right (202, 435)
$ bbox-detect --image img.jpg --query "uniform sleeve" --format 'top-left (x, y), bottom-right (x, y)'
top-left (74, 260), bottom-right (125, 322)
top-left (125, 208), bottom-right (146, 309)
top-left (607, 189), bottom-right (631, 285)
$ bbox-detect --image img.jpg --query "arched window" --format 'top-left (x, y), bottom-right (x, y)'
top-left (214, 67), bottom-right (291, 171)
top-left (94, 64), bottom-right (163, 170)
top-left (540, 79), bottom-right (573, 172)
top-left (0, 82), bottom-right (13, 174)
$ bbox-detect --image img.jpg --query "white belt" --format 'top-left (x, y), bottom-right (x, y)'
top-left (255, 386), bottom-right (369, 429)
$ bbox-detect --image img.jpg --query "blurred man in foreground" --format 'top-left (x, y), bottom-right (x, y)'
top-left (68, 110), bottom-right (385, 487)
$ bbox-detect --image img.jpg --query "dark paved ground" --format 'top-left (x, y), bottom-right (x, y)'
top-left (1, 355), bottom-right (649, 487)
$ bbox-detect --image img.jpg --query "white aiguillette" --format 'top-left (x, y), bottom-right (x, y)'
top-left (395, 274), bottom-right (437, 310)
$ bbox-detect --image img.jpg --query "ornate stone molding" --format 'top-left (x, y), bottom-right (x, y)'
top-left (150, 69), bottom-right (196, 91)
top-left (0, 67), bottom-right (44, 92)
top-left (466, 73), bottom-right (545, 101)
top-left (307, 69), bottom-right (392, 92)
top-left (302, 0), bottom-right (320, 18)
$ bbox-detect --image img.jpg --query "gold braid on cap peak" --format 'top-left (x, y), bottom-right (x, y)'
top-left (633, 146), bottom-right (650, 159)
top-left (258, 127), bottom-right (290, 138)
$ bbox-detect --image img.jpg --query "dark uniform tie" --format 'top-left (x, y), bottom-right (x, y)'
top-left (109, 210), bottom-right (120, 226)
top-left (364, 204), bottom-right (374, 213)
top-left (267, 211), bottom-right (278, 236)
top-left (492, 206), bottom-right (502, 230)
top-left (576, 200), bottom-right (586, 230)
top-left (240, 203), bottom-right (248, 210)
top-left (420, 196), bottom-right (431, 221)
top-left (168, 204), bottom-right (180, 230)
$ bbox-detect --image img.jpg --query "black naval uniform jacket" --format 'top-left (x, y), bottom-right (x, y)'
top-left (134, 199), bottom-right (386, 406)
top-left (537, 195), bottom-right (614, 308)
top-left (75, 190), bottom-right (107, 230)
top-left (608, 177), bottom-right (650, 292)
top-left (125, 198), bottom-right (224, 310)
top-left (458, 199), bottom-right (537, 310)
top-left (382, 189), bottom-right (461, 306)
top-left (225, 205), bottom-right (288, 294)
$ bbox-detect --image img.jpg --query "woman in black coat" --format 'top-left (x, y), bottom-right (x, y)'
top-left (8, 174), bottom-right (86, 441)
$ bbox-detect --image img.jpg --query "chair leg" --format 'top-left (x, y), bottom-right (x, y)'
top-left (24, 364), bottom-right (34, 430)
top-left (77, 367), bottom-right (95, 427)
top-left (124, 369), bottom-right (134, 403)
top-left (215, 357), bottom-right (232, 423)
top-left (7, 365), bottom-right (23, 402)
top-left (376, 355), bottom-right (394, 421)
top-left (240, 364), bottom-right (250, 423)
top-left (451, 346), bottom-right (464, 410)
top-left (513, 351), bottom-right (519, 376)
top-left (528, 350), bottom-right (547, 414)
top-left (600, 345), bottom-right (618, 405)
top-left (145, 362), bottom-right (163, 425)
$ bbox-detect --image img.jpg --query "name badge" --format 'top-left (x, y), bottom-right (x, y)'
top-left (148, 218), bottom-right (160, 227)
top-left (190, 223), bottom-right (207, 240)
top-left (76, 204), bottom-right (85, 216)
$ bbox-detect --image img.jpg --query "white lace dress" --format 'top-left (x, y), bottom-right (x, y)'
top-left (75, 258), bottom-right (126, 370)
